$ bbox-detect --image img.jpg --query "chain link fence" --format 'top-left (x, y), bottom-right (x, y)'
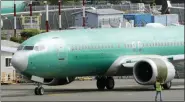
top-left (1, 3), bottom-right (154, 30)
top-left (2, 3), bottom-right (184, 30)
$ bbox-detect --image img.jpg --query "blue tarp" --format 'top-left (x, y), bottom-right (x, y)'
top-left (123, 13), bottom-right (152, 27)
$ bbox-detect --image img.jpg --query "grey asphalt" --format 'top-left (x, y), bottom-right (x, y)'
top-left (1, 79), bottom-right (184, 101)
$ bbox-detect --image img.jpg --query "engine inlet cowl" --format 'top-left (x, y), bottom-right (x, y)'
top-left (133, 58), bottom-right (175, 85)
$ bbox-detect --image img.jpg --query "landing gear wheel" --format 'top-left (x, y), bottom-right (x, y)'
top-left (34, 87), bottom-right (39, 95)
top-left (163, 81), bottom-right (172, 89)
top-left (34, 83), bottom-right (44, 95)
top-left (96, 78), bottom-right (106, 90)
top-left (106, 77), bottom-right (115, 90)
top-left (38, 87), bottom-right (44, 95)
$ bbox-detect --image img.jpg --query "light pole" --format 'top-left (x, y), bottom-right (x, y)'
top-left (82, 0), bottom-right (86, 27)
top-left (44, 1), bottom-right (49, 32)
top-left (14, 0), bottom-right (17, 37)
top-left (58, 0), bottom-right (62, 30)
top-left (29, 1), bottom-right (33, 28)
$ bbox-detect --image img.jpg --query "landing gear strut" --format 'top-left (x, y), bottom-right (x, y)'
top-left (35, 83), bottom-right (44, 95)
top-left (96, 76), bottom-right (115, 90)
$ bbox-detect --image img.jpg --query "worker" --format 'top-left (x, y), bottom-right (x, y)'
top-left (155, 77), bottom-right (164, 102)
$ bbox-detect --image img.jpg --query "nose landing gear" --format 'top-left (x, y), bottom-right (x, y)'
top-left (35, 83), bottom-right (44, 95)
top-left (31, 75), bottom-right (45, 95)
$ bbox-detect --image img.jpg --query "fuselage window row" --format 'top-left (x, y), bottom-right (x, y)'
top-left (69, 41), bottom-right (184, 52)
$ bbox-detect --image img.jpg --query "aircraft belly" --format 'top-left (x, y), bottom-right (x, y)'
top-left (65, 51), bottom-right (118, 76)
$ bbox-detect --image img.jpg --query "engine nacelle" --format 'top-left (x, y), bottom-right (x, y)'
top-left (133, 58), bottom-right (175, 85)
top-left (43, 77), bottom-right (75, 86)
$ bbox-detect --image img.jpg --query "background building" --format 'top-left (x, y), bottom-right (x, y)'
top-left (1, 40), bottom-right (19, 84)
top-left (72, 9), bottom-right (124, 28)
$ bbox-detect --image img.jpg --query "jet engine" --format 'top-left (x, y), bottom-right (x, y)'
top-left (43, 77), bottom-right (75, 86)
top-left (133, 58), bottom-right (175, 85)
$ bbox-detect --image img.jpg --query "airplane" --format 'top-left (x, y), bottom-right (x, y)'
top-left (0, 1), bottom-right (95, 28)
top-left (11, 25), bottom-right (184, 95)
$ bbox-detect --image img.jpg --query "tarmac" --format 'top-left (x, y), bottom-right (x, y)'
top-left (1, 79), bottom-right (184, 101)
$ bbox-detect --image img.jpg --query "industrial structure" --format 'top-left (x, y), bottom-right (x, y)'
top-left (72, 9), bottom-right (124, 28)
top-left (1, 2), bottom-right (184, 31)
top-left (1, 40), bottom-right (20, 84)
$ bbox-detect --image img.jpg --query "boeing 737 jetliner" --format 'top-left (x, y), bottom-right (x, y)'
top-left (11, 26), bottom-right (184, 95)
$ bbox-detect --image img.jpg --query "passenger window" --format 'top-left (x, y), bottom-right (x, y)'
top-left (124, 44), bottom-right (126, 48)
top-left (88, 45), bottom-right (91, 49)
top-left (131, 43), bottom-right (135, 48)
top-left (174, 42), bottom-right (176, 46)
top-left (118, 44), bottom-right (120, 48)
top-left (71, 46), bottom-right (74, 51)
top-left (155, 42), bottom-right (157, 46)
top-left (149, 43), bottom-right (151, 47)
top-left (145, 43), bottom-right (148, 47)
top-left (178, 42), bottom-right (181, 46)
top-left (127, 44), bottom-right (129, 48)
top-left (152, 43), bottom-right (154, 46)
top-left (109, 45), bottom-right (111, 48)
top-left (161, 42), bottom-right (163, 46)
top-left (182, 42), bottom-right (184, 46)
top-left (74, 46), bottom-right (77, 50)
top-left (98, 45), bottom-right (101, 49)
top-left (166, 42), bottom-right (168, 46)
top-left (129, 44), bottom-right (132, 48)
top-left (164, 42), bottom-right (166, 46)
top-left (96, 45), bottom-right (98, 49)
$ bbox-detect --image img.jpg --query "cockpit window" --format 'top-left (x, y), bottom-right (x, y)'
top-left (23, 46), bottom-right (34, 50)
top-left (17, 46), bottom-right (24, 51)
top-left (34, 45), bottom-right (46, 51)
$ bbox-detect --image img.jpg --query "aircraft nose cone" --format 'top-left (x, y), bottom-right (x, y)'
top-left (11, 52), bottom-right (28, 72)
